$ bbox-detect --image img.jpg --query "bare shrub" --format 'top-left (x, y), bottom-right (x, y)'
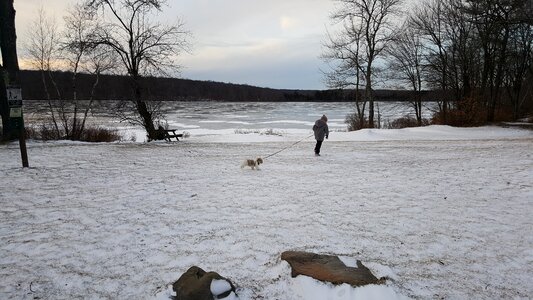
top-left (80, 127), bottom-right (121, 142)
top-left (386, 115), bottom-right (430, 129)
top-left (26, 124), bottom-right (62, 141)
top-left (345, 113), bottom-right (375, 131)
top-left (26, 123), bottom-right (122, 142)
top-left (432, 97), bottom-right (486, 127)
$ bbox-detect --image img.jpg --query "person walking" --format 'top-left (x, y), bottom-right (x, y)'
top-left (313, 114), bottom-right (329, 156)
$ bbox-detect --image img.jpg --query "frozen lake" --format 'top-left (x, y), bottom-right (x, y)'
top-left (23, 101), bottom-right (438, 141)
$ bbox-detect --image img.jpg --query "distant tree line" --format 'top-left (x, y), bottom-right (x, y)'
top-left (19, 70), bottom-right (425, 102)
top-left (19, 70), bottom-right (284, 102)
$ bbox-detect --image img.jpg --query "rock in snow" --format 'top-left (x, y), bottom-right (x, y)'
top-left (172, 266), bottom-right (237, 300)
top-left (281, 251), bottom-right (383, 287)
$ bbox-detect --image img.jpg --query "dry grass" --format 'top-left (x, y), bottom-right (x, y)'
top-left (25, 125), bottom-right (122, 142)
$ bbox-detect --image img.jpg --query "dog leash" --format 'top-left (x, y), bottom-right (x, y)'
top-left (263, 134), bottom-right (314, 159)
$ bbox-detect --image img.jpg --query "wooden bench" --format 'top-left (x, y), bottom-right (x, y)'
top-left (163, 129), bottom-right (183, 141)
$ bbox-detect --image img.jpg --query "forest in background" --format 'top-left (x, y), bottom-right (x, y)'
top-left (19, 70), bottom-right (426, 102)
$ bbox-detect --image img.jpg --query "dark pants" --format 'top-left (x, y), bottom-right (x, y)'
top-left (314, 140), bottom-right (323, 154)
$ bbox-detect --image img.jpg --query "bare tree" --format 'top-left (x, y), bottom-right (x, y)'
top-left (410, 0), bottom-right (455, 123)
top-left (410, 0), bottom-right (532, 124)
top-left (23, 6), bottom-right (117, 141)
top-left (25, 7), bottom-right (62, 136)
top-left (506, 23), bottom-right (533, 119)
top-left (326, 0), bottom-right (402, 128)
top-left (386, 24), bottom-right (425, 125)
top-left (322, 10), bottom-right (367, 129)
top-left (61, 3), bottom-right (105, 140)
top-left (76, 48), bottom-right (117, 139)
top-left (85, 0), bottom-right (190, 140)
top-left (464, 0), bottom-right (533, 122)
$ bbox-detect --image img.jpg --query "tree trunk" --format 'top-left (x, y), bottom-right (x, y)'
top-left (0, 0), bottom-right (19, 139)
top-left (0, 68), bottom-right (9, 138)
top-left (0, 0), bottom-right (28, 167)
top-left (488, 27), bottom-right (510, 123)
top-left (41, 70), bottom-right (60, 137)
top-left (71, 70), bottom-right (78, 139)
top-left (79, 71), bottom-right (101, 137)
top-left (355, 63), bottom-right (366, 129)
top-left (366, 68), bottom-right (374, 128)
top-left (417, 98), bottom-right (422, 126)
top-left (132, 76), bottom-right (156, 140)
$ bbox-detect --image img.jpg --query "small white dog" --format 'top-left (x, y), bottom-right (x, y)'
top-left (241, 157), bottom-right (263, 170)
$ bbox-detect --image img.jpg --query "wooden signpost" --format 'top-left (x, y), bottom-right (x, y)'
top-left (7, 85), bottom-right (28, 167)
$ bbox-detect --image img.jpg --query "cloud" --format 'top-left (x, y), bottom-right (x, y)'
top-left (185, 39), bottom-right (289, 72)
top-left (13, 0), bottom-right (336, 89)
top-left (180, 35), bottom-right (328, 89)
top-left (280, 16), bottom-right (298, 31)
top-left (183, 57), bottom-right (325, 90)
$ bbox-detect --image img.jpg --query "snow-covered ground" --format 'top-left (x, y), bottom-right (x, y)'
top-left (1, 125), bottom-right (532, 299)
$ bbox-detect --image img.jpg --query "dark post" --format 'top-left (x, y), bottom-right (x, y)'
top-left (0, 0), bottom-right (29, 167)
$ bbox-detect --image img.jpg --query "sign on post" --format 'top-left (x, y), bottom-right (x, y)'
top-left (6, 86), bottom-right (23, 130)
top-left (7, 86), bottom-right (22, 107)
top-left (10, 107), bottom-right (22, 118)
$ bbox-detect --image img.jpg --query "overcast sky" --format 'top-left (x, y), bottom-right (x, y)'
top-left (14, 0), bottom-right (339, 90)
